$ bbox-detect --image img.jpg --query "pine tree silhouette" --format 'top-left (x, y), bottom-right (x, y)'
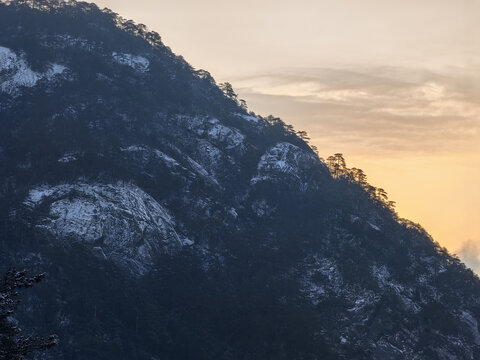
top-left (0, 269), bottom-right (58, 360)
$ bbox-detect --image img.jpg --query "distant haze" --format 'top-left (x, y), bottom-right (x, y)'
top-left (94, 0), bottom-right (480, 270)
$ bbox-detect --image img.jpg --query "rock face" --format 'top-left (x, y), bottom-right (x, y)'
top-left (1, 1), bottom-right (480, 360)
top-left (24, 183), bottom-right (187, 275)
top-left (0, 45), bottom-right (68, 95)
top-left (251, 142), bottom-right (326, 190)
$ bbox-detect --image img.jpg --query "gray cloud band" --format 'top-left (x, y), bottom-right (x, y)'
top-left (235, 67), bottom-right (480, 155)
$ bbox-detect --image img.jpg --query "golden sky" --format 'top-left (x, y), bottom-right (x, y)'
top-left (95, 0), bottom-right (480, 270)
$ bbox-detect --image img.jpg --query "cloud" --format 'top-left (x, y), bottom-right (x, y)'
top-left (234, 67), bottom-right (480, 156)
top-left (458, 240), bottom-right (480, 276)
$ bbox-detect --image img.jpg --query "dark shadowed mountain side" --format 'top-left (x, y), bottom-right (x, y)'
top-left (1, 1), bottom-right (480, 359)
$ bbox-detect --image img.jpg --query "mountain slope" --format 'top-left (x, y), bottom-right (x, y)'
top-left (1, 1), bottom-right (480, 359)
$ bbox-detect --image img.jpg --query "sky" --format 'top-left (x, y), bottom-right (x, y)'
top-left (95, 0), bottom-right (480, 270)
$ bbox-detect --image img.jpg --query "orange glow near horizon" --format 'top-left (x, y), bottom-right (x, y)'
top-left (345, 153), bottom-right (480, 254)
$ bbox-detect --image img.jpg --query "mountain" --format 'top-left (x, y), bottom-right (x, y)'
top-left (1, 1), bottom-right (480, 359)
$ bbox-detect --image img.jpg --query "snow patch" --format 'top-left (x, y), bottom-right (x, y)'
top-left (0, 46), bottom-right (40, 94)
top-left (45, 63), bottom-right (68, 79)
top-left (368, 222), bottom-right (381, 231)
top-left (41, 34), bottom-right (97, 51)
top-left (58, 152), bottom-right (82, 163)
top-left (251, 199), bottom-right (275, 218)
top-left (25, 188), bottom-right (57, 207)
top-left (197, 140), bottom-right (223, 164)
top-left (0, 46), bottom-right (68, 95)
top-left (235, 113), bottom-right (259, 123)
top-left (228, 208), bottom-right (238, 218)
top-left (207, 122), bottom-right (245, 149)
top-left (182, 238), bottom-right (195, 246)
top-left (186, 156), bottom-right (219, 185)
top-left (372, 264), bottom-right (418, 310)
top-left (121, 145), bottom-right (180, 168)
top-left (112, 52), bottom-right (150, 73)
top-left (187, 157), bottom-right (209, 177)
top-left (300, 256), bottom-right (343, 305)
top-left (460, 311), bottom-right (480, 345)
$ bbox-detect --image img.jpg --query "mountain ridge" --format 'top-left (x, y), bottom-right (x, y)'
top-left (1, 1), bottom-right (480, 359)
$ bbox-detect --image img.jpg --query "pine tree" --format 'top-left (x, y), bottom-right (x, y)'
top-left (0, 269), bottom-right (58, 360)
top-left (219, 82), bottom-right (238, 102)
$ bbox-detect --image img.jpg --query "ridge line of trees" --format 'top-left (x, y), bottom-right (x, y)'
top-left (325, 153), bottom-right (397, 213)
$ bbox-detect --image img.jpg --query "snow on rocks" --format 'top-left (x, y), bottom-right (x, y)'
top-left (251, 199), bottom-right (275, 218)
top-left (251, 142), bottom-right (323, 189)
top-left (197, 140), bottom-right (223, 163)
top-left (112, 52), bottom-right (150, 73)
top-left (235, 112), bottom-right (259, 124)
top-left (186, 156), bottom-right (220, 186)
top-left (58, 151), bottom-right (82, 163)
top-left (40, 34), bottom-right (97, 51)
top-left (195, 139), bottom-right (228, 175)
top-left (175, 115), bottom-right (245, 150)
top-left (0, 46), bottom-right (68, 95)
top-left (372, 265), bottom-right (403, 293)
top-left (120, 145), bottom-right (180, 168)
top-left (228, 208), bottom-right (238, 218)
top-left (460, 311), bottom-right (480, 345)
top-left (45, 63), bottom-right (68, 79)
top-left (207, 119), bottom-right (246, 149)
top-left (120, 144), bottom-right (221, 186)
top-left (372, 264), bottom-right (418, 311)
top-left (300, 256), bottom-right (343, 305)
top-left (0, 46), bottom-right (40, 93)
top-left (24, 183), bottom-right (189, 275)
top-left (368, 222), bottom-right (381, 232)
